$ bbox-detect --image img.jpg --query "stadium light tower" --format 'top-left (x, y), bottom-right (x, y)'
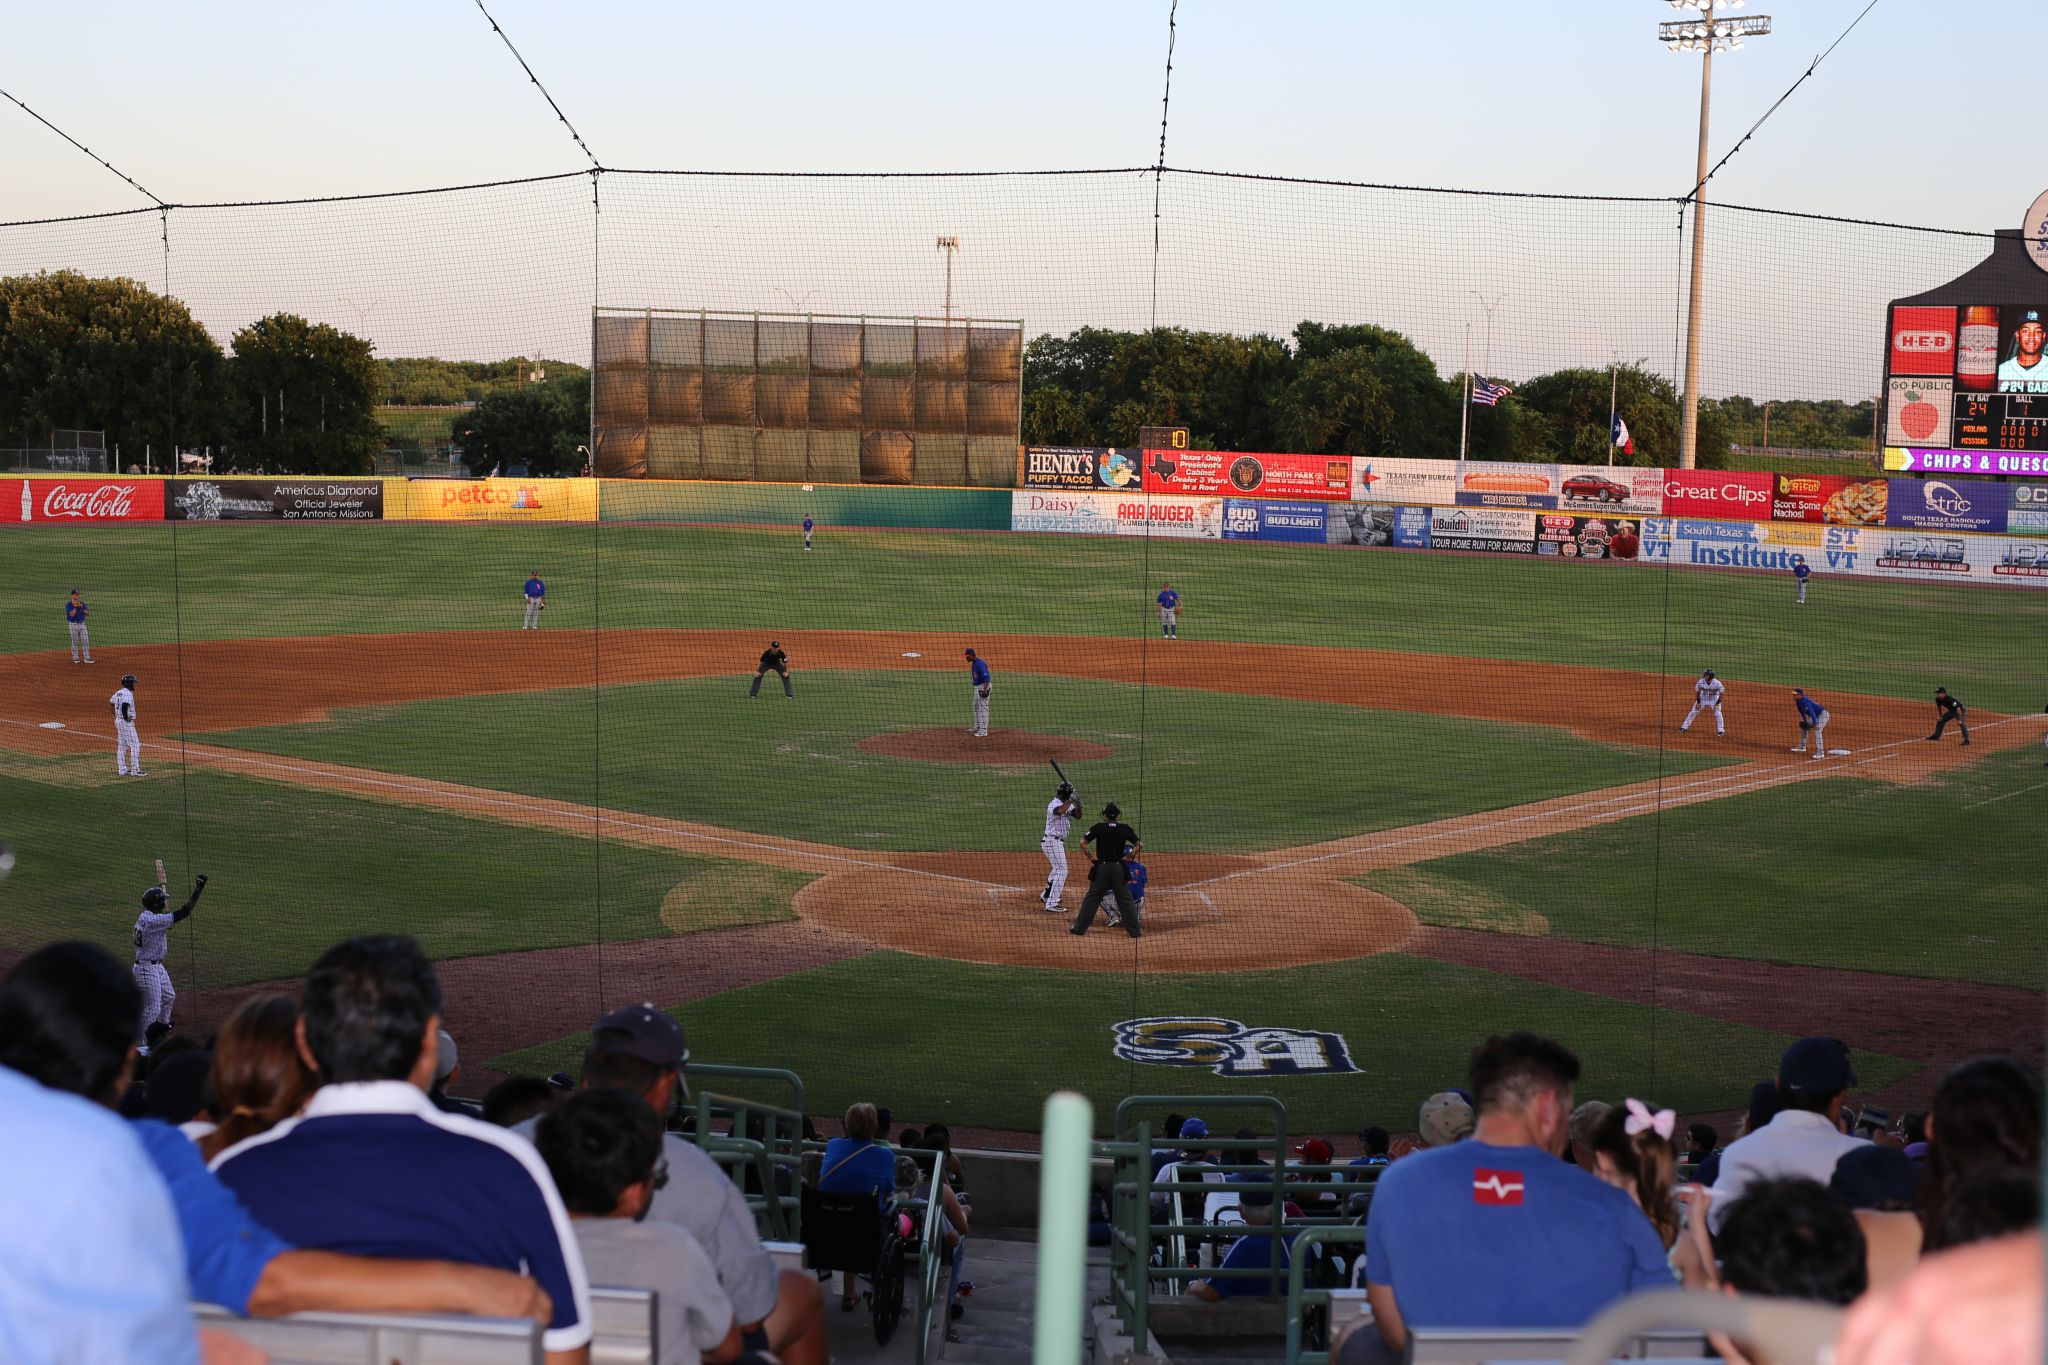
top-left (1659, 0), bottom-right (1771, 469)
top-left (936, 235), bottom-right (961, 323)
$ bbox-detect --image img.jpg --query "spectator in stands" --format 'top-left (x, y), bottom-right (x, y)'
top-left (1290, 1137), bottom-right (1340, 1214)
top-left (922, 1122), bottom-right (969, 1194)
top-left (875, 1106), bottom-right (894, 1144)
top-left (902, 1148), bottom-right (974, 1325)
top-left (1918, 1057), bottom-right (2043, 1253)
top-left (820, 1102), bottom-right (898, 1310)
top-left (1568, 1100), bottom-right (1611, 1168)
top-left (897, 1125), bottom-right (924, 1154)
top-left (485, 1075), bottom-right (567, 1128)
top-left (1149, 1112), bottom-right (1188, 1176)
top-left (1588, 1099), bottom-right (1681, 1250)
top-left (428, 1027), bottom-right (465, 1113)
top-left (1410, 1089), bottom-right (1475, 1153)
top-left (1835, 1232), bottom-right (2042, 1365)
top-left (506, 1003), bottom-right (827, 1365)
top-left (1350, 1125), bottom-right (1392, 1175)
top-left (1931, 1168), bottom-right (2041, 1250)
top-left (1362, 1032), bottom-right (1670, 1355)
top-left (212, 935), bottom-right (591, 1363)
top-left (198, 992), bottom-right (315, 1165)
top-left (0, 942), bottom-right (552, 1336)
top-left (1186, 1172), bottom-right (1298, 1301)
top-left (1707, 1177), bottom-right (1868, 1365)
top-left (1695, 1083), bottom-right (1780, 1190)
top-left (145, 1047), bottom-right (216, 1140)
top-left (1685, 1122), bottom-right (1719, 1165)
top-left (537, 1088), bottom-right (744, 1365)
top-left (1829, 1143), bottom-right (1927, 1292)
top-left (1707, 1038), bottom-right (1864, 1234)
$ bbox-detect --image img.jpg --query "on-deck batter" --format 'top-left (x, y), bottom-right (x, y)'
top-left (132, 873), bottom-right (207, 1047)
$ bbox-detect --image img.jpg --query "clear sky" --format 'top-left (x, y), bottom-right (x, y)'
top-left (3, 1), bottom-right (2042, 398)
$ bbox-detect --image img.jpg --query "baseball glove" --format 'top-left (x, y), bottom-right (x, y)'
top-left (1799, 720), bottom-right (1811, 730)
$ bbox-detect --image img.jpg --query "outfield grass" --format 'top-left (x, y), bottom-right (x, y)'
top-left (493, 950), bottom-right (1919, 1134)
top-left (1356, 748), bottom-right (2048, 989)
top-left (9, 521), bottom-right (2042, 710)
top-left (198, 673), bottom-right (1731, 852)
top-left (0, 755), bottom-right (807, 987)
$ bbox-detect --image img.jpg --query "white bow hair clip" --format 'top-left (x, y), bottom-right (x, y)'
top-left (1624, 1098), bottom-right (1676, 1140)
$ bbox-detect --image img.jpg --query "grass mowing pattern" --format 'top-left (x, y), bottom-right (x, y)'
top-left (492, 951), bottom-right (1919, 1134)
top-left (199, 673), bottom-right (1732, 853)
top-left (0, 756), bottom-right (805, 988)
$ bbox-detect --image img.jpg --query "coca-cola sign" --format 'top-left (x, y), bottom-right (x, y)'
top-left (1, 478), bottom-right (165, 524)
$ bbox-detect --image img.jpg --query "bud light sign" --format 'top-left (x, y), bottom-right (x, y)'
top-left (1223, 499), bottom-right (1326, 542)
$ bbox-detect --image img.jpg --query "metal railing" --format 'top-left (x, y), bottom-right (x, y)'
top-left (910, 1159), bottom-right (951, 1365)
top-left (1284, 1225), bottom-right (1367, 1365)
top-left (689, 1063), bottom-right (806, 1241)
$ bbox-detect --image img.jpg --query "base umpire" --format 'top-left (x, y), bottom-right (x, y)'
top-left (1071, 803), bottom-right (1142, 939)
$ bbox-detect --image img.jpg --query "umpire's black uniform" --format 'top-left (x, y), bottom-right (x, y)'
top-left (1072, 811), bottom-right (1142, 938)
top-left (750, 643), bottom-right (793, 698)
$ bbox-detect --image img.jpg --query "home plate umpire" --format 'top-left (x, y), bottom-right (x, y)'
top-left (1069, 803), bottom-right (1143, 939)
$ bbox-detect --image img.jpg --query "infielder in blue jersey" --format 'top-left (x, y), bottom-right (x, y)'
top-left (1790, 688), bottom-right (1830, 759)
top-left (1792, 556), bottom-right (1811, 605)
top-left (1156, 583), bottom-right (1180, 639)
top-left (65, 589), bottom-right (94, 663)
top-left (522, 572), bottom-right (546, 629)
top-left (965, 648), bottom-right (991, 738)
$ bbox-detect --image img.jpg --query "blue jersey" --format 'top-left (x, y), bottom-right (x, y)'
top-left (802, 518), bottom-right (814, 533)
top-left (1158, 588), bottom-right (1179, 610)
top-left (524, 577), bottom-right (545, 599)
top-left (1126, 859), bottom-right (1148, 901)
top-left (1793, 562), bottom-right (1810, 581)
top-left (970, 657), bottom-right (991, 686)
top-left (66, 598), bottom-right (87, 622)
top-left (1795, 694), bottom-right (1824, 724)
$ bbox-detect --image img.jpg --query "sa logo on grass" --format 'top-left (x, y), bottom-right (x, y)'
top-left (1112, 1016), bottom-right (1358, 1077)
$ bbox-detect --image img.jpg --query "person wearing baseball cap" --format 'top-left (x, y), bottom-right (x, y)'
top-left (510, 1002), bottom-right (829, 1365)
top-left (1417, 1090), bottom-right (1475, 1148)
top-left (1998, 307), bottom-right (2047, 392)
top-left (1185, 1171), bottom-right (1300, 1301)
top-left (1705, 1037), bottom-right (1864, 1234)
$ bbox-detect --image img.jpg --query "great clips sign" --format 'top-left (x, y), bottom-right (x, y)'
top-left (2, 478), bottom-right (166, 523)
top-left (1660, 470), bottom-right (1771, 521)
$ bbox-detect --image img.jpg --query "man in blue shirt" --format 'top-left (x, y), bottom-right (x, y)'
top-left (215, 935), bottom-right (593, 1362)
top-left (1792, 555), bottom-right (1810, 605)
top-left (964, 648), bottom-right (991, 738)
top-left (523, 572), bottom-right (547, 629)
top-left (1156, 582), bottom-right (1180, 639)
top-left (66, 588), bottom-right (95, 663)
top-left (802, 514), bottom-right (815, 552)
top-left (1363, 1032), bottom-right (1670, 1353)
top-left (1187, 1173), bottom-right (1296, 1300)
top-left (1790, 688), bottom-right (1830, 760)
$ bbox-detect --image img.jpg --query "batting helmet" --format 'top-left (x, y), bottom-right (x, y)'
top-left (1056, 781), bottom-right (1074, 799)
top-left (141, 886), bottom-right (168, 912)
top-left (121, 674), bottom-right (138, 688)
top-left (1703, 670), bottom-right (1715, 680)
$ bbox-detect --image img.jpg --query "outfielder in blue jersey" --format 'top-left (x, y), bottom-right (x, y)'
top-left (1791, 688), bottom-right (1830, 759)
top-left (1792, 556), bottom-right (1811, 605)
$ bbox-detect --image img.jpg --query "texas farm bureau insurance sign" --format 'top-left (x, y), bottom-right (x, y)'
top-left (1113, 1016), bottom-right (1358, 1077)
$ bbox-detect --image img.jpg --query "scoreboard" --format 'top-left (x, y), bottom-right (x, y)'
top-left (1885, 303), bottom-right (2048, 454)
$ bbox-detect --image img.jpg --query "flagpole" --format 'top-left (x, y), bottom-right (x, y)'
top-left (1607, 359), bottom-right (1619, 467)
top-left (1459, 321), bottom-right (1471, 460)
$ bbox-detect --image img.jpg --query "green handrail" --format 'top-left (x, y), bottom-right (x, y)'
top-left (1283, 1225), bottom-right (1366, 1365)
top-left (688, 1064), bottom-right (807, 1239)
top-left (910, 1159), bottom-right (950, 1365)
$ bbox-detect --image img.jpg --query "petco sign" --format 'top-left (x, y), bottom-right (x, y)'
top-left (1112, 1016), bottom-right (1358, 1076)
top-left (2, 478), bottom-right (165, 523)
top-left (1661, 470), bottom-right (1771, 521)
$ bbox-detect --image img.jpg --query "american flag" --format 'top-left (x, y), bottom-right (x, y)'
top-left (1471, 377), bottom-right (1513, 407)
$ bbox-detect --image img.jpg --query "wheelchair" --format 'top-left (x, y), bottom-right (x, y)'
top-left (800, 1184), bottom-right (911, 1345)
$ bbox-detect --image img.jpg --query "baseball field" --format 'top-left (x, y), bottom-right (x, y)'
top-left (1, 512), bottom-right (2042, 1138)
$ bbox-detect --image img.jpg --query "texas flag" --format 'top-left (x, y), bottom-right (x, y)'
top-left (1472, 1168), bottom-right (1526, 1206)
top-left (1611, 414), bottom-right (1634, 456)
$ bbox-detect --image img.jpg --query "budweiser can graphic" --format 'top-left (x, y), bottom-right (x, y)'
top-left (1957, 305), bottom-right (1999, 391)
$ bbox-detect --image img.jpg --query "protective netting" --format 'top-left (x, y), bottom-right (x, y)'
top-left (0, 169), bottom-right (2039, 1145)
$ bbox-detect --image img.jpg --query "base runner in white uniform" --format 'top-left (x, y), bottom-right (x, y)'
top-left (132, 869), bottom-right (207, 1047)
top-left (1040, 782), bottom-right (1081, 912)
top-left (1680, 669), bottom-right (1726, 737)
top-left (110, 673), bottom-right (143, 776)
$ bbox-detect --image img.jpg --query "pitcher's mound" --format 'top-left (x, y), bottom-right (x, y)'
top-left (856, 727), bottom-right (1113, 766)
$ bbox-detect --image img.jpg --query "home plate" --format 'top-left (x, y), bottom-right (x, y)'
top-left (38, 721), bottom-right (66, 730)
top-left (901, 651), bottom-right (922, 658)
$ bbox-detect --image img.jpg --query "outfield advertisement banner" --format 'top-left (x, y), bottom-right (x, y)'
top-left (1864, 530), bottom-right (2048, 584)
top-left (1114, 494), bottom-right (1224, 538)
top-left (1885, 446), bottom-right (2048, 477)
top-left (1557, 466), bottom-right (1664, 515)
top-left (1768, 473), bottom-right (1890, 526)
top-left (1661, 469), bottom-right (1772, 521)
top-left (1143, 448), bottom-right (1352, 500)
top-left (1429, 506), bottom-right (1536, 553)
top-left (1350, 457), bottom-right (1458, 506)
top-left (4, 477), bottom-right (165, 523)
top-left (1223, 499), bottom-right (1326, 542)
top-left (2007, 483), bottom-right (2048, 535)
top-left (1011, 490), bottom-right (1115, 534)
top-left (1535, 513), bottom-right (1644, 559)
top-left (1454, 461), bottom-right (1562, 509)
top-left (1020, 446), bottom-right (1144, 492)
top-left (393, 477), bottom-right (597, 522)
top-left (167, 479), bottom-right (385, 522)
top-left (1884, 477), bottom-right (2008, 533)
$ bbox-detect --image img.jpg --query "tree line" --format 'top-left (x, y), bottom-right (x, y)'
top-left (5, 271), bottom-right (1877, 477)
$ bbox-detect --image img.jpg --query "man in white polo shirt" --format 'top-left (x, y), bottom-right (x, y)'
top-left (1707, 1036), bottom-right (1865, 1235)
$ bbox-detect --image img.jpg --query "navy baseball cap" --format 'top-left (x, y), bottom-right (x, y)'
top-left (2022, 309), bottom-right (2043, 324)
top-left (1830, 1144), bottom-right (1923, 1210)
top-left (591, 1002), bottom-right (689, 1069)
top-left (1779, 1036), bottom-right (1856, 1096)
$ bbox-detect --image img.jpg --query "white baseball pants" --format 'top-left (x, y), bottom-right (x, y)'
top-left (115, 720), bottom-right (141, 775)
top-left (971, 690), bottom-right (990, 736)
top-left (133, 961), bottom-right (174, 1041)
top-left (1681, 701), bottom-right (1723, 735)
top-left (1160, 607), bottom-right (1177, 637)
top-left (522, 597), bottom-right (543, 628)
top-left (1041, 838), bottom-right (1069, 906)
top-left (68, 622), bottom-right (92, 661)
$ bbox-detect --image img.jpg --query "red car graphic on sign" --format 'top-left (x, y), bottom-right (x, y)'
top-left (1561, 474), bottom-right (1631, 504)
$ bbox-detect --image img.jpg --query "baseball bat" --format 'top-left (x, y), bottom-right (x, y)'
top-left (1049, 757), bottom-right (1071, 789)
top-left (155, 858), bottom-right (167, 889)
